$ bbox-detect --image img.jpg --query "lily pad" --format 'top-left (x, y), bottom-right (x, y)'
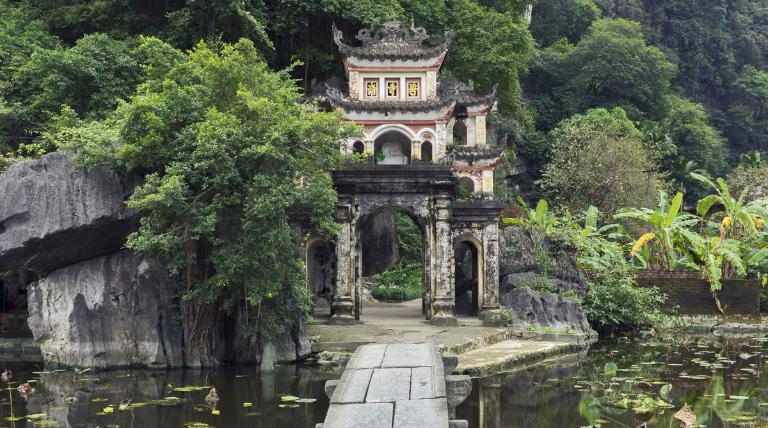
top-left (26, 413), bottom-right (48, 419)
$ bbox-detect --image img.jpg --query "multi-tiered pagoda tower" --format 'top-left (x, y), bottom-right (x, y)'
top-left (328, 20), bottom-right (503, 196)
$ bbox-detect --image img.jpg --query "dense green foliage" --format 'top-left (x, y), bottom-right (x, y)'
top-left (370, 262), bottom-right (422, 302)
top-left (395, 211), bottom-right (422, 263)
top-left (53, 38), bottom-right (355, 339)
top-left (0, 0), bottom-right (533, 161)
top-left (505, 201), bottom-right (667, 330)
top-left (519, 0), bottom-right (768, 203)
top-left (538, 108), bottom-right (659, 216)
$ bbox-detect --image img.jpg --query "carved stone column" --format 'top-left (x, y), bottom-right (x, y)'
top-left (331, 202), bottom-right (355, 323)
top-left (480, 222), bottom-right (501, 324)
top-left (431, 196), bottom-right (456, 325)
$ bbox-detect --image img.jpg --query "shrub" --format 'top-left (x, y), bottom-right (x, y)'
top-left (372, 286), bottom-right (422, 302)
top-left (369, 262), bottom-right (422, 302)
top-left (582, 273), bottom-right (667, 331)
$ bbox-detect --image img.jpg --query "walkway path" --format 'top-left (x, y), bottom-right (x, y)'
top-left (309, 299), bottom-right (508, 354)
top-left (320, 343), bottom-right (451, 428)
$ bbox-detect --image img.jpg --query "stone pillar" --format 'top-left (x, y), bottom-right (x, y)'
top-left (411, 140), bottom-right (421, 160)
top-left (466, 117), bottom-right (477, 146)
top-left (364, 139), bottom-right (374, 156)
top-left (480, 222), bottom-right (501, 324)
top-left (431, 196), bottom-right (456, 325)
top-left (331, 202), bottom-right (355, 323)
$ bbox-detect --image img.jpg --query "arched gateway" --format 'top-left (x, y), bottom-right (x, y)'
top-left (331, 165), bottom-right (503, 324)
top-left (293, 19), bottom-right (506, 324)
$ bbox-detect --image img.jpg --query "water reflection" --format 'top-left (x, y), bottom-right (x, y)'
top-left (456, 338), bottom-right (768, 428)
top-left (0, 363), bottom-right (339, 427)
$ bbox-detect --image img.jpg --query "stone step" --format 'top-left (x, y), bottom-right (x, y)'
top-left (440, 328), bottom-right (514, 356)
top-left (455, 339), bottom-right (586, 376)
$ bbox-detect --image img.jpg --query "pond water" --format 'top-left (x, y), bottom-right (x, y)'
top-left (0, 363), bottom-right (337, 427)
top-left (2, 336), bottom-right (768, 427)
top-left (455, 337), bottom-right (768, 427)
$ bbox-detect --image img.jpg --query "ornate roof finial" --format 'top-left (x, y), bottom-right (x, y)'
top-left (351, 18), bottom-right (431, 46)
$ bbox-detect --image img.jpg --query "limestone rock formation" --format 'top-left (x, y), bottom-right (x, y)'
top-left (360, 210), bottom-right (400, 276)
top-left (27, 250), bottom-right (186, 368)
top-left (2, 151), bottom-right (309, 368)
top-left (500, 287), bottom-right (593, 335)
top-left (0, 152), bottom-right (139, 279)
top-left (498, 225), bottom-right (587, 297)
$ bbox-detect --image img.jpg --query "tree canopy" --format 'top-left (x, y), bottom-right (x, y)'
top-left (51, 38), bottom-right (356, 339)
top-left (538, 107), bottom-right (659, 216)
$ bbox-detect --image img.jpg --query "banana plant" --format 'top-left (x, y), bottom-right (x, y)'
top-left (614, 191), bottom-right (701, 270)
top-left (690, 172), bottom-right (768, 240)
top-left (502, 197), bottom-right (559, 234)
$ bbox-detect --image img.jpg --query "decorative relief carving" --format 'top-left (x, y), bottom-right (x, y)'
top-left (475, 115), bottom-right (487, 146)
top-left (425, 71), bottom-right (437, 99)
top-left (349, 72), bottom-right (360, 99)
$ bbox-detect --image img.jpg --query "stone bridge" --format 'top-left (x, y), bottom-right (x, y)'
top-left (319, 343), bottom-right (471, 428)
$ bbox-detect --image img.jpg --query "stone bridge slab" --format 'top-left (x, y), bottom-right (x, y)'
top-left (322, 343), bottom-right (451, 428)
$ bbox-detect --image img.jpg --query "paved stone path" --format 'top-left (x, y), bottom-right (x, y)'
top-left (321, 343), bottom-right (449, 428)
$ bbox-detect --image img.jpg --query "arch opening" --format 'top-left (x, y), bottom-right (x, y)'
top-left (374, 131), bottom-right (411, 165)
top-left (457, 176), bottom-right (475, 200)
top-left (421, 141), bottom-right (433, 162)
top-left (307, 240), bottom-right (335, 317)
top-left (453, 120), bottom-right (468, 145)
top-left (352, 140), bottom-right (365, 155)
top-left (356, 207), bottom-right (427, 319)
top-left (454, 240), bottom-right (479, 316)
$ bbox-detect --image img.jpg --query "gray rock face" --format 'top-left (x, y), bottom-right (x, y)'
top-left (500, 287), bottom-right (593, 335)
top-left (0, 152), bottom-right (138, 278)
top-left (3, 152), bottom-right (309, 368)
top-left (27, 250), bottom-right (185, 368)
top-left (499, 225), bottom-right (587, 297)
top-left (360, 210), bottom-right (399, 276)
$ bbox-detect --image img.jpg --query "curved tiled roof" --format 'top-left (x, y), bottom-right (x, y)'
top-left (448, 145), bottom-right (504, 162)
top-left (327, 89), bottom-right (454, 113)
top-left (439, 80), bottom-right (498, 109)
top-left (324, 81), bottom-right (496, 114)
top-left (332, 21), bottom-right (452, 61)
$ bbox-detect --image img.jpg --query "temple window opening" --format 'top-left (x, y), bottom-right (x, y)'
top-left (421, 141), bottom-right (433, 162)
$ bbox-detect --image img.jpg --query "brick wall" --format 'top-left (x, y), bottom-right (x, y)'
top-left (635, 273), bottom-right (760, 315)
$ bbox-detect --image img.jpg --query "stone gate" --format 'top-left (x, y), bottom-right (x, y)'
top-left (325, 164), bottom-right (502, 325)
